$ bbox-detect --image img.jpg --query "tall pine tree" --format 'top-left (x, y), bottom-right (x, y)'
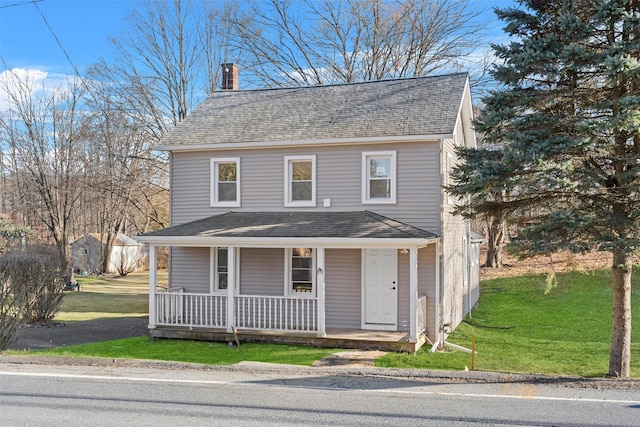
top-left (450, 0), bottom-right (640, 377)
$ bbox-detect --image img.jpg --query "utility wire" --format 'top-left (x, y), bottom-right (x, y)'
top-left (31, 0), bottom-right (84, 81)
top-left (0, 0), bottom-right (43, 9)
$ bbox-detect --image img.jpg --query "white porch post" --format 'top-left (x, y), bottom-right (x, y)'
top-left (148, 244), bottom-right (157, 329)
top-left (316, 247), bottom-right (326, 337)
top-left (226, 247), bottom-right (236, 332)
top-left (409, 248), bottom-right (418, 343)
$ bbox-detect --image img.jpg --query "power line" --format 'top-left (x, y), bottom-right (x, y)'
top-left (0, 0), bottom-right (42, 9)
top-left (31, 0), bottom-right (84, 81)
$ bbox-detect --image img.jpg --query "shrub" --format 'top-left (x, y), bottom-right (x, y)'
top-left (0, 245), bottom-right (65, 349)
top-left (0, 266), bottom-right (27, 351)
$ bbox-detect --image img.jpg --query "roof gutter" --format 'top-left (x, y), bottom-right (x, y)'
top-left (134, 235), bottom-right (440, 249)
top-left (155, 134), bottom-right (453, 152)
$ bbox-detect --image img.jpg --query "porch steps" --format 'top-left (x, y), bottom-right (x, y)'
top-left (312, 350), bottom-right (387, 367)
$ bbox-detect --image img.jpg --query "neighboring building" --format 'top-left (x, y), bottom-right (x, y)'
top-left (135, 66), bottom-right (481, 352)
top-left (71, 233), bottom-right (141, 275)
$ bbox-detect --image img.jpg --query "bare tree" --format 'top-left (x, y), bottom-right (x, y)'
top-left (231, 0), bottom-right (489, 87)
top-left (95, 0), bottom-right (237, 140)
top-left (0, 73), bottom-right (88, 285)
top-left (79, 0), bottom-right (233, 250)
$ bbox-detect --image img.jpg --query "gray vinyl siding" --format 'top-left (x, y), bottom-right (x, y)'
top-left (418, 245), bottom-right (438, 340)
top-left (467, 242), bottom-right (481, 312)
top-left (441, 131), bottom-right (473, 334)
top-left (169, 141), bottom-right (442, 233)
top-left (397, 246), bottom-right (437, 338)
top-left (325, 249), bottom-right (361, 329)
top-left (397, 252), bottom-right (410, 331)
top-left (239, 248), bottom-right (284, 296)
top-left (169, 247), bottom-right (210, 293)
top-left (168, 141), bottom-right (445, 332)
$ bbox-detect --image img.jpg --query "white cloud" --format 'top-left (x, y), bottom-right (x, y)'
top-left (0, 68), bottom-right (74, 112)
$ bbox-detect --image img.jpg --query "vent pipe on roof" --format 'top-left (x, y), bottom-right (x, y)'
top-left (221, 63), bottom-right (239, 90)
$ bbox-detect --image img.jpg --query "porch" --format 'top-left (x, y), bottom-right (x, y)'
top-left (149, 326), bottom-right (427, 353)
top-left (137, 211), bottom-right (441, 353)
top-left (150, 289), bottom-right (429, 353)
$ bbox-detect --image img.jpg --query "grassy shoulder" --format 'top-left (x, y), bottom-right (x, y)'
top-left (23, 337), bottom-right (339, 367)
top-left (376, 269), bottom-right (640, 378)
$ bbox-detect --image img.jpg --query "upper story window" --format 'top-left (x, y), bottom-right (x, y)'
top-left (285, 155), bottom-right (316, 207)
top-left (286, 248), bottom-right (315, 296)
top-left (211, 158), bottom-right (240, 207)
top-left (362, 151), bottom-right (396, 204)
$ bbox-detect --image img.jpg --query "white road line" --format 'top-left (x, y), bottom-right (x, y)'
top-left (0, 371), bottom-right (229, 385)
top-left (2, 371), bottom-right (639, 405)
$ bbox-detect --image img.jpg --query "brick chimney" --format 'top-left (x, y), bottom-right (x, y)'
top-left (221, 63), bottom-right (239, 90)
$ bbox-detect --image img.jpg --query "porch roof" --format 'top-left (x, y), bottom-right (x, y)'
top-left (135, 211), bottom-right (439, 248)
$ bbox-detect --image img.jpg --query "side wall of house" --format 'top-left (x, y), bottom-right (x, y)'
top-left (467, 242), bottom-right (481, 312)
top-left (440, 115), bottom-right (475, 334)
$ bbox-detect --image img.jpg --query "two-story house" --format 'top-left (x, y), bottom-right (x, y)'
top-left (135, 65), bottom-right (481, 352)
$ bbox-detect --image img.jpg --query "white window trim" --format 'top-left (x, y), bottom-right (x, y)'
top-left (210, 157), bottom-right (241, 207)
top-left (210, 247), bottom-right (239, 294)
top-left (362, 150), bottom-right (397, 204)
top-left (284, 155), bottom-right (316, 207)
top-left (284, 248), bottom-right (316, 298)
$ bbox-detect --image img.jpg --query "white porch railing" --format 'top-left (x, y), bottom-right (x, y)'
top-left (235, 295), bottom-right (317, 332)
top-left (153, 292), bottom-right (317, 332)
top-left (155, 289), bottom-right (227, 328)
top-left (156, 288), bottom-right (184, 325)
top-left (417, 295), bottom-right (427, 334)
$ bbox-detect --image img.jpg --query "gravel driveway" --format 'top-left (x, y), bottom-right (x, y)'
top-left (9, 317), bottom-right (149, 351)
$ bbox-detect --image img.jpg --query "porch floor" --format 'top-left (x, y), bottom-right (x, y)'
top-left (149, 326), bottom-right (428, 353)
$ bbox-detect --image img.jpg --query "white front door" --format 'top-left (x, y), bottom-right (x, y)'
top-left (363, 248), bottom-right (397, 329)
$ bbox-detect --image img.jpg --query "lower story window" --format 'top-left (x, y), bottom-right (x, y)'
top-left (289, 248), bottom-right (314, 294)
top-left (216, 247), bottom-right (228, 291)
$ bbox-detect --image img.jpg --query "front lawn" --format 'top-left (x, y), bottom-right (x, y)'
top-left (55, 270), bottom-right (165, 321)
top-left (13, 268), bottom-right (640, 377)
top-left (376, 269), bottom-right (640, 378)
top-left (30, 337), bottom-right (338, 367)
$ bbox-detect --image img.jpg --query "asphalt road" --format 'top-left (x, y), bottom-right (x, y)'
top-left (1, 361), bottom-right (639, 426)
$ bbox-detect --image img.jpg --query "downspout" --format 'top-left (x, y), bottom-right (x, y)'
top-left (466, 194), bottom-right (472, 318)
top-left (431, 239), bottom-right (442, 352)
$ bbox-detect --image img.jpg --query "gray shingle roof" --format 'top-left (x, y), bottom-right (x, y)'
top-left (139, 211), bottom-right (437, 240)
top-left (159, 73), bottom-right (469, 146)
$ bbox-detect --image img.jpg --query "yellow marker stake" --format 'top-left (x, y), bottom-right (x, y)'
top-left (471, 335), bottom-right (476, 371)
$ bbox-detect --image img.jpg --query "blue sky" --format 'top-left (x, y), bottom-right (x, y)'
top-left (0, 0), bottom-right (132, 73)
top-left (0, 0), bottom-right (514, 90)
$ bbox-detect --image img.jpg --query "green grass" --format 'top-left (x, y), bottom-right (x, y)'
top-left (56, 270), bottom-right (166, 321)
top-left (24, 337), bottom-right (338, 366)
top-left (376, 269), bottom-right (640, 378)
top-left (14, 268), bottom-right (640, 376)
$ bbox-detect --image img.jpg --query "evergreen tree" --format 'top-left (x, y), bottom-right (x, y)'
top-left (450, 0), bottom-right (640, 377)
